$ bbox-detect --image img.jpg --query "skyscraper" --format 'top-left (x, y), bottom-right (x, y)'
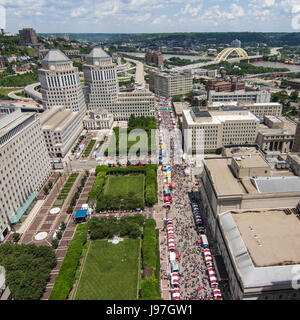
top-left (83, 47), bottom-right (155, 120)
top-left (19, 28), bottom-right (38, 46)
top-left (83, 47), bottom-right (119, 111)
top-left (38, 49), bottom-right (87, 117)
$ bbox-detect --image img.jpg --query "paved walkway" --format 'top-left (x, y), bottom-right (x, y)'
top-left (41, 172), bottom-right (96, 300)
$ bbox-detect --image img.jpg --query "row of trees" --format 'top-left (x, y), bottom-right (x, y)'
top-left (49, 223), bottom-right (88, 300)
top-left (0, 243), bottom-right (56, 300)
top-left (140, 219), bottom-right (161, 300)
top-left (88, 215), bottom-right (145, 240)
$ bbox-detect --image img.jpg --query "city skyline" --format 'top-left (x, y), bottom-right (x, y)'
top-left (1, 0), bottom-right (300, 34)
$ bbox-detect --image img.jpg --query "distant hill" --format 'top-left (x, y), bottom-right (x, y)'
top-left (38, 32), bottom-right (300, 46)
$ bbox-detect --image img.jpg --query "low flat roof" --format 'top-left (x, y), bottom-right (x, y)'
top-left (234, 154), bottom-right (270, 169)
top-left (223, 146), bottom-right (260, 157)
top-left (253, 176), bottom-right (300, 193)
top-left (205, 158), bottom-right (246, 195)
top-left (232, 210), bottom-right (300, 267)
top-left (219, 210), bottom-right (300, 289)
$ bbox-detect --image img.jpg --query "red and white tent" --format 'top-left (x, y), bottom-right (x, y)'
top-left (213, 289), bottom-right (222, 300)
top-left (171, 273), bottom-right (179, 286)
top-left (208, 267), bottom-right (216, 277)
top-left (209, 275), bottom-right (218, 287)
top-left (172, 289), bottom-right (180, 300)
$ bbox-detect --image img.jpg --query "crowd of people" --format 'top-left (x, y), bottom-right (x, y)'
top-left (157, 97), bottom-right (215, 300)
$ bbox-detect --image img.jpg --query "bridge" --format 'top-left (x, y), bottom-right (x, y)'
top-left (170, 47), bottom-right (263, 72)
top-left (24, 82), bottom-right (43, 103)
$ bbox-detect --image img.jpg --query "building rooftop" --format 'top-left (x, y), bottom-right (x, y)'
top-left (234, 154), bottom-right (270, 169)
top-left (173, 102), bottom-right (190, 116)
top-left (40, 106), bottom-right (77, 131)
top-left (252, 176), bottom-right (300, 193)
top-left (184, 109), bottom-right (259, 126)
top-left (87, 47), bottom-right (110, 60)
top-left (232, 210), bottom-right (300, 267)
top-left (43, 49), bottom-right (70, 63)
top-left (0, 110), bottom-right (35, 139)
top-left (219, 210), bottom-right (300, 289)
top-left (222, 145), bottom-right (261, 157)
top-left (204, 158), bottom-right (246, 195)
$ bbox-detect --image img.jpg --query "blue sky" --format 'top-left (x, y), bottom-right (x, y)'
top-left (1, 0), bottom-right (300, 34)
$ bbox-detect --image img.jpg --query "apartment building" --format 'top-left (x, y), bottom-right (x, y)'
top-left (207, 89), bottom-right (271, 104)
top-left (0, 109), bottom-right (51, 241)
top-left (38, 49), bottom-right (87, 117)
top-left (149, 70), bottom-right (193, 98)
top-left (145, 50), bottom-right (164, 67)
top-left (182, 107), bottom-right (259, 153)
top-left (39, 106), bottom-right (83, 157)
top-left (19, 28), bottom-right (38, 46)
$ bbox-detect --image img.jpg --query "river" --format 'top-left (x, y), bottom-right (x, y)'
top-left (251, 61), bottom-right (300, 72)
top-left (124, 52), bottom-right (212, 61)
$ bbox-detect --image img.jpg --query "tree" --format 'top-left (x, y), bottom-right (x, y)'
top-left (43, 186), bottom-right (49, 195)
top-left (291, 90), bottom-right (299, 102)
top-left (12, 233), bottom-right (20, 243)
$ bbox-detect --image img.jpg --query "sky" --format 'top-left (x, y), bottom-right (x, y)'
top-left (1, 0), bottom-right (300, 34)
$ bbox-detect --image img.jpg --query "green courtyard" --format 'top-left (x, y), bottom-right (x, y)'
top-left (73, 239), bottom-right (140, 300)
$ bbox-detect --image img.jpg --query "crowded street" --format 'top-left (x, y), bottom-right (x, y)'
top-left (156, 96), bottom-right (222, 300)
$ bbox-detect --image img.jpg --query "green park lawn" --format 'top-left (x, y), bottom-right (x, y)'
top-left (74, 239), bottom-right (140, 300)
top-left (104, 174), bottom-right (145, 203)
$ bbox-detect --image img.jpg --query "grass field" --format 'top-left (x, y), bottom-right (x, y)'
top-left (104, 174), bottom-right (145, 202)
top-left (74, 239), bottom-right (140, 300)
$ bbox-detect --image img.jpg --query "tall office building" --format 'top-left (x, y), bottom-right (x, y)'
top-left (83, 47), bottom-right (155, 120)
top-left (0, 109), bottom-right (51, 241)
top-left (19, 28), bottom-right (38, 46)
top-left (83, 47), bottom-right (119, 111)
top-left (38, 49), bottom-right (87, 117)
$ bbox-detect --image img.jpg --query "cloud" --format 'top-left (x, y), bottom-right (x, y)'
top-left (181, 3), bottom-right (203, 17)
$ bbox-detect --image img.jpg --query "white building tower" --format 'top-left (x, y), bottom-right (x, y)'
top-left (83, 47), bottom-right (119, 111)
top-left (38, 49), bottom-right (87, 117)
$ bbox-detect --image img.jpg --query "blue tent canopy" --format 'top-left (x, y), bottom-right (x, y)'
top-left (74, 209), bottom-right (88, 219)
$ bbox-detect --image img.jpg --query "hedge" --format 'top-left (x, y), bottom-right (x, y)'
top-left (49, 223), bottom-right (88, 300)
top-left (140, 274), bottom-right (161, 300)
top-left (93, 165), bottom-right (158, 206)
top-left (87, 171), bottom-right (106, 201)
top-left (142, 219), bottom-right (158, 271)
top-left (140, 219), bottom-right (161, 300)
